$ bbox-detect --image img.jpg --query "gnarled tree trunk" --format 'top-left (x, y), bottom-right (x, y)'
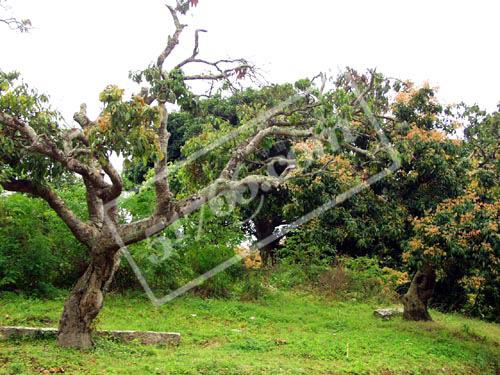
top-left (254, 219), bottom-right (277, 265)
top-left (402, 264), bottom-right (436, 321)
top-left (57, 249), bottom-right (121, 349)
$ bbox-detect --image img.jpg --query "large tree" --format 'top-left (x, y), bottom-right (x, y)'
top-left (402, 105), bottom-right (499, 321)
top-left (0, 1), bottom-right (391, 348)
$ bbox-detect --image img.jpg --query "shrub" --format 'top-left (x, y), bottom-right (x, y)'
top-left (313, 257), bottom-right (402, 303)
top-left (112, 206), bottom-right (248, 299)
top-left (113, 235), bottom-right (247, 299)
top-left (269, 259), bottom-right (329, 289)
top-left (235, 270), bottom-right (269, 301)
top-left (343, 257), bottom-right (402, 302)
top-left (0, 190), bottom-right (87, 296)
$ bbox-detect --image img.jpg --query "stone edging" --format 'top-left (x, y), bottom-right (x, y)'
top-left (0, 326), bottom-right (181, 345)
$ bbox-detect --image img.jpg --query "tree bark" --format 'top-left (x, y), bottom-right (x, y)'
top-left (402, 264), bottom-right (436, 321)
top-left (254, 217), bottom-right (281, 266)
top-left (57, 250), bottom-right (121, 349)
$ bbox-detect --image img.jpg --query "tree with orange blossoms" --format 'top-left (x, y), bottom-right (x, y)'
top-left (402, 186), bottom-right (499, 321)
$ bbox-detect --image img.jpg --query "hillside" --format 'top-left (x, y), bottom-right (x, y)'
top-left (0, 291), bottom-right (498, 374)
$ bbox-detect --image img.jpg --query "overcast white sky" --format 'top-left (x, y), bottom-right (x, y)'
top-left (1, 0), bottom-right (499, 124)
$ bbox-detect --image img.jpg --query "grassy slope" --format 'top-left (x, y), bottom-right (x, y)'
top-left (0, 291), bottom-right (498, 374)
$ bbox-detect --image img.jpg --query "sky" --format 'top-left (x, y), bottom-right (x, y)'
top-left (1, 0), bottom-right (499, 125)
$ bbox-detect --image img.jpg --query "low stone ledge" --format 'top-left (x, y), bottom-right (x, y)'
top-left (0, 326), bottom-right (180, 346)
top-left (0, 326), bottom-right (57, 339)
top-left (373, 307), bottom-right (403, 320)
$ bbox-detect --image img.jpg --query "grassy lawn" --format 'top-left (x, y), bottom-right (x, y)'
top-left (0, 291), bottom-right (498, 374)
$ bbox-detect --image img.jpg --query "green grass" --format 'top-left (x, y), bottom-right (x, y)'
top-left (0, 291), bottom-right (498, 374)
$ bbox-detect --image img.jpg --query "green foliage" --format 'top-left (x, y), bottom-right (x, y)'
top-left (392, 85), bottom-right (445, 131)
top-left (391, 132), bottom-right (471, 215)
top-left (0, 186), bottom-right (87, 295)
top-left (130, 66), bottom-right (198, 111)
top-left (90, 89), bottom-right (162, 163)
top-left (462, 104), bottom-right (499, 191)
top-left (235, 270), bottom-right (269, 301)
top-left (255, 74), bottom-right (498, 326)
top-left (0, 71), bottom-right (65, 184)
top-left (121, 85), bottom-right (299, 189)
top-left (282, 193), bottom-right (408, 266)
top-left (1, 64), bottom-right (498, 321)
top-left (115, 193), bottom-right (248, 298)
top-left (404, 188), bottom-right (499, 320)
top-left (268, 256), bottom-right (402, 304)
top-left (266, 260), bottom-right (326, 293)
top-left (275, 75), bottom-right (450, 264)
top-left (327, 257), bottom-right (402, 303)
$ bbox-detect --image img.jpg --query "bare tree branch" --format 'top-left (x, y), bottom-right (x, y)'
top-left (177, 174), bottom-right (284, 220)
top-left (73, 104), bottom-right (93, 130)
top-left (350, 68), bottom-right (377, 106)
top-left (176, 28), bottom-right (208, 68)
top-left (0, 0), bottom-right (31, 33)
top-left (100, 162), bottom-right (123, 203)
top-left (0, 179), bottom-right (95, 245)
top-left (344, 143), bottom-right (376, 160)
top-left (221, 126), bottom-right (313, 180)
top-left (154, 103), bottom-right (173, 214)
top-left (0, 112), bottom-right (107, 189)
top-left (0, 17), bottom-right (30, 32)
top-left (156, 5), bottom-right (187, 71)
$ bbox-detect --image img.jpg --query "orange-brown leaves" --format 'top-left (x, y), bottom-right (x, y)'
top-left (406, 126), bottom-right (445, 142)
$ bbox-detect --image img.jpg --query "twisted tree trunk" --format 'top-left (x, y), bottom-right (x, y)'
top-left (57, 249), bottom-right (121, 349)
top-left (254, 218), bottom-right (280, 266)
top-left (402, 264), bottom-right (436, 321)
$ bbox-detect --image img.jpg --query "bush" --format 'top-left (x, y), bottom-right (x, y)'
top-left (113, 237), bottom-right (248, 299)
top-left (113, 206), bottom-right (248, 299)
top-left (338, 257), bottom-right (402, 303)
top-left (235, 270), bottom-right (269, 301)
top-left (0, 190), bottom-right (87, 296)
top-left (270, 256), bottom-right (403, 304)
top-left (269, 260), bottom-right (329, 289)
